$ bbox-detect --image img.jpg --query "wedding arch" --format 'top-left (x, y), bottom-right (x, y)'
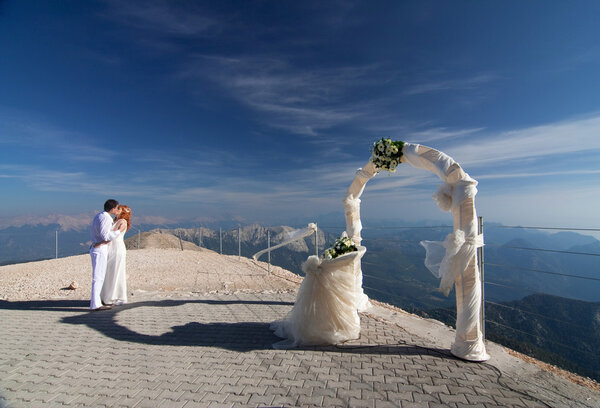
top-left (254, 139), bottom-right (489, 360)
top-left (347, 140), bottom-right (489, 362)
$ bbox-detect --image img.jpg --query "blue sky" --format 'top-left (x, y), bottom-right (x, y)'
top-left (1, 1), bottom-right (600, 229)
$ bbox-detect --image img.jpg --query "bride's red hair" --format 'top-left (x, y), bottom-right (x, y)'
top-left (118, 205), bottom-right (132, 231)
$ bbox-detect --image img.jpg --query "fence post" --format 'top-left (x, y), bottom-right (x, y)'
top-left (137, 230), bottom-right (141, 249)
top-left (198, 228), bottom-right (202, 247)
top-left (267, 229), bottom-right (271, 275)
top-left (219, 228), bottom-right (223, 254)
top-left (55, 230), bottom-right (58, 259)
top-left (314, 223), bottom-right (319, 256)
top-left (238, 226), bottom-right (241, 261)
top-left (478, 216), bottom-right (486, 342)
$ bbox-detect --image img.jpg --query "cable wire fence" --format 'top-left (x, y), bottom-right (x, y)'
top-left (480, 223), bottom-right (600, 381)
top-left (1, 220), bottom-right (599, 380)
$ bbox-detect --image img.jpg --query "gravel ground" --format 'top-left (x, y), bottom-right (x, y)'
top-left (0, 247), bottom-right (302, 301)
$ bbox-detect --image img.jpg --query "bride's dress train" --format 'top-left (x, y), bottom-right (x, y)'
top-left (101, 231), bottom-right (127, 305)
top-left (270, 246), bottom-right (365, 349)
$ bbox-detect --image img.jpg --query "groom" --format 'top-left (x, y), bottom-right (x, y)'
top-left (89, 199), bottom-right (125, 311)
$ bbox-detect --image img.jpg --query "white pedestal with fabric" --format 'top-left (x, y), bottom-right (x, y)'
top-left (270, 247), bottom-right (365, 348)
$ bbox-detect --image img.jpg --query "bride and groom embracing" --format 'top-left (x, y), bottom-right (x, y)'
top-left (89, 199), bottom-right (132, 311)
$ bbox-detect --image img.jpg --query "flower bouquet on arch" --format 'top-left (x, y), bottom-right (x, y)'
top-left (370, 138), bottom-right (405, 172)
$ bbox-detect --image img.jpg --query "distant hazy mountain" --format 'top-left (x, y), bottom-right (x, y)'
top-left (483, 236), bottom-right (600, 302)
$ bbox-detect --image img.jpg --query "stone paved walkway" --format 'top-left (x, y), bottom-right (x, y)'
top-left (1, 292), bottom-right (597, 408)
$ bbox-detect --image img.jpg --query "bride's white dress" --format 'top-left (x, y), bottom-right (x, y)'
top-left (270, 246), bottom-right (365, 349)
top-left (101, 228), bottom-right (127, 305)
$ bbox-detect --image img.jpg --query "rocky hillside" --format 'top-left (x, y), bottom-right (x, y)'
top-left (124, 229), bottom-right (202, 251)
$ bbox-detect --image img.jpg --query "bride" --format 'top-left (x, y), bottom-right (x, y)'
top-left (99, 205), bottom-right (131, 306)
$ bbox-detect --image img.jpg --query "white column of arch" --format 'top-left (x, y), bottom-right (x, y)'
top-left (401, 143), bottom-right (489, 361)
top-left (343, 160), bottom-right (378, 312)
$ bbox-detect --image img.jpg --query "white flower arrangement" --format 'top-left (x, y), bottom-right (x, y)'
top-left (322, 232), bottom-right (358, 260)
top-left (371, 138), bottom-right (405, 172)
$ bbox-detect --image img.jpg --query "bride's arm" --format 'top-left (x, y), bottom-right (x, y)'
top-left (114, 219), bottom-right (127, 232)
top-left (94, 220), bottom-right (127, 248)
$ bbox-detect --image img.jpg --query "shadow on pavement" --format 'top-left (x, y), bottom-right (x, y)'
top-left (0, 299), bottom-right (89, 312)
top-left (0, 298), bottom-right (292, 311)
top-left (1, 298), bottom-right (452, 358)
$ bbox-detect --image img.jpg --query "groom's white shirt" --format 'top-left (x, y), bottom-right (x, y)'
top-left (91, 211), bottom-right (121, 247)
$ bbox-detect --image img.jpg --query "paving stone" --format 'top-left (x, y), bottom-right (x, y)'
top-left (288, 385), bottom-right (313, 397)
top-left (297, 395), bottom-right (325, 406)
top-left (322, 396), bottom-right (347, 406)
top-left (205, 402), bottom-right (233, 408)
top-left (465, 394), bottom-right (495, 404)
top-left (337, 388), bottom-right (362, 400)
top-left (247, 394), bottom-right (275, 405)
top-left (386, 391), bottom-right (413, 402)
top-left (422, 384), bottom-right (448, 394)
top-left (223, 393), bottom-right (250, 404)
top-left (412, 392), bottom-right (439, 403)
top-left (350, 397), bottom-right (375, 407)
top-left (400, 402), bottom-right (429, 408)
top-left (493, 396), bottom-right (530, 407)
top-left (271, 395), bottom-right (299, 406)
top-left (439, 393), bottom-right (469, 404)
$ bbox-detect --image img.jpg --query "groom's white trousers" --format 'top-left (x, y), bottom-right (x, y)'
top-left (90, 246), bottom-right (108, 310)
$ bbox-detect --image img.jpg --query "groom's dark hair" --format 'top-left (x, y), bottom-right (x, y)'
top-left (104, 199), bottom-right (119, 212)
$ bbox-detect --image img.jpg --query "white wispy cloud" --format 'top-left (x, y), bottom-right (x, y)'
top-left (104, 0), bottom-right (219, 37)
top-left (101, 2), bottom-right (395, 138)
top-left (476, 169), bottom-right (600, 180)
top-left (0, 164), bottom-right (169, 198)
top-left (0, 112), bottom-right (119, 163)
top-left (178, 55), bottom-right (384, 136)
top-left (404, 73), bottom-right (498, 96)
top-left (406, 127), bottom-right (485, 144)
top-left (545, 45), bottom-right (600, 74)
top-left (442, 113), bottom-right (600, 167)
